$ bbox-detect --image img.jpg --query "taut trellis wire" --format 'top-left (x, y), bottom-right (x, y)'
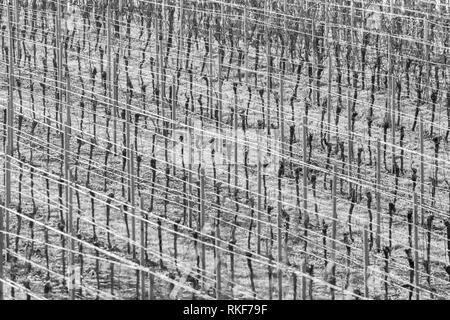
top-left (0, 0), bottom-right (450, 300)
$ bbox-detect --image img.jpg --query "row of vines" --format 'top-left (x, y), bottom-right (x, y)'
top-left (0, 0), bottom-right (450, 300)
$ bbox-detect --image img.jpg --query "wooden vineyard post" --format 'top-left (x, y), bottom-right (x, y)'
top-left (5, 0), bottom-right (16, 259)
top-left (14, 0), bottom-right (20, 65)
top-left (333, 5), bottom-right (341, 146)
top-left (148, 272), bottom-right (154, 300)
top-left (188, 117), bottom-right (193, 229)
top-left (386, 0), bottom-right (391, 127)
top-left (215, 203), bottom-right (222, 300)
top-left (200, 168), bottom-right (206, 291)
top-left (120, 204), bottom-right (130, 254)
top-left (11, 0), bottom-right (17, 77)
top-left (113, 53), bottom-right (119, 156)
top-left (424, 3), bottom-right (430, 134)
top-left (413, 191), bottom-right (420, 300)
top-left (107, 3), bottom-right (115, 155)
top-left (279, 14), bottom-right (285, 159)
top-left (159, 1), bottom-right (166, 117)
top-left (391, 0), bottom-right (397, 171)
top-left (233, 84), bottom-right (238, 193)
top-left (125, 47), bottom-right (134, 255)
top-left (363, 226), bottom-right (369, 298)
top-left (65, 64), bottom-right (72, 129)
top-left (347, 0), bottom-right (355, 195)
top-left (118, 0), bottom-right (123, 44)
top-left (172, 81), bottom-right (177, 176)
top-left (129, 143), bottom-right (136, 260)
top-left (302, 116), bottom-right (309, 247)
top-left (110, 262), bottom-right (115, 298)
top-left (302, 115), bottom-right (309, 299)
top-left (208, 9), bottom-right (214, 119)
top-left (276, 48), bottom-right (285, 295)
top-left (257, 129), bottom-right (262, 255)
top-left (244, 0), bottom-right (249, 86)
top-left (139, 197), bottom-right (145, 300)
top-left (14, 0), bottom-right (19, 32)
top-left (0, 202), bottom-right (4, 300)
top-left (217, 20), bottom-right (223, 162)
top-left (154, 3), bottom-right (160, 126)
top-left (388, 0), bottom-right (396, 174)
top-left (56, 0), bottom-right (63, 130)
top-left (330, 164), bottom-right (337, 300)
top-left (67, 169), bottom-right (74, 300)
top-left (311, 13), bottom-right (317, 111)
top-left (419, 115), bottom-right (425, 226)
top-left (376, 139), bottom-right (382, 252)
top-left (301, 257), bottom-right (307, 300)
top-left (58, 7), bottom-right (67, 288)
top-left (265, 0), bottom-right (271, 136)
top-left (176, 0), bottom-right (184, 76)
top-left (347, 88), bottom-right (352, 195)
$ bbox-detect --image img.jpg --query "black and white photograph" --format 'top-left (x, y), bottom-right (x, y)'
top-left (0, 0), bottom-right (450, 306)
